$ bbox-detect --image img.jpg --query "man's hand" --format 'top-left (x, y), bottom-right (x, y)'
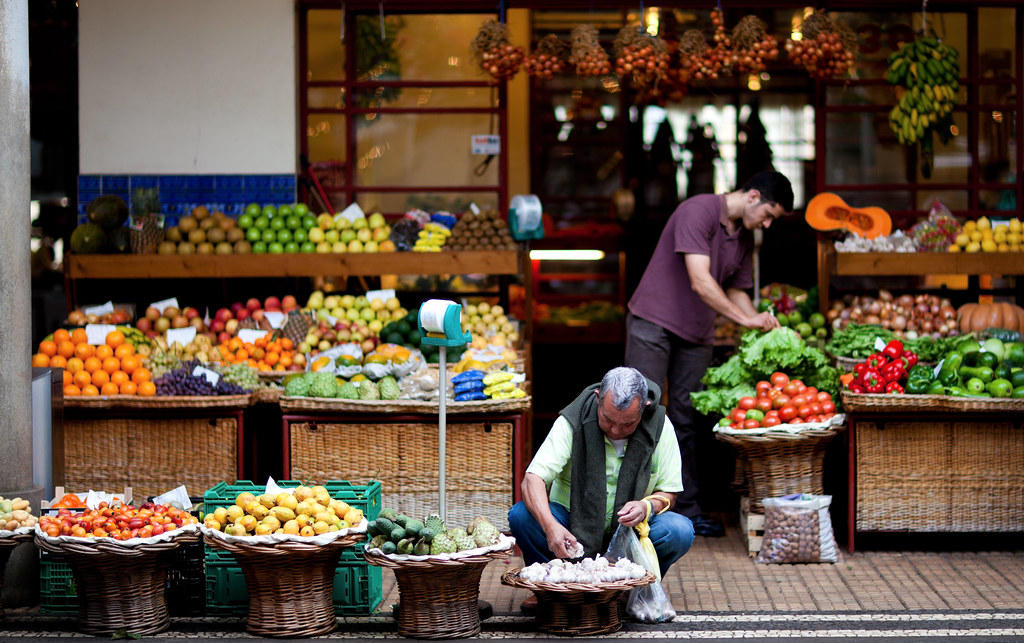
top-left (746, 311), bottom-right (780, 331)
top-left (617, 500), bottom-right (651, 527)
top-left (545, 523), bottom-right (581, 559)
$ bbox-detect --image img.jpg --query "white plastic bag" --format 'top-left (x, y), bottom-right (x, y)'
top-left (605, 524), bottom-right (675, 623)
top-left (756, 493), bottom-right (839, 564)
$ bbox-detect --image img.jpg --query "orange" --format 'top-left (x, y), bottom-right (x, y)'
top-left (39, 340), bottom-right (58, 356)
top-left (265, 352), bottom-right (279, 366)
top-left (119, 381), bottom-right (137, 395)
top-left (94, 344), bottom-right (113, 360)
top-left (70, 328), bottom-right (88, 345)
top-left (235, 349), bottom-right (249, 362)
top-left (279, 354), bottom-right (292, 368)
top-left (131, 367), bottom-right (151, 384)
top-left (66, 357), bottom-right (84, 374)
top-left (57, 340), bottom-right (75, 359)
top-left (110, 371), bottom-right (129, 386)
top-left (32, 353), bottom-right (50, 368)
top-left (102, 357), bottom-right (120, 374)
top-left (100, 382), bottom-right (119, 396)
top-left (53, 329), bottom-right (70, 343)
top-left (83, 356), bottom-right (102, 373)
top-left (63, 384), bottom-right (81, 396)
top-left (91, 370), bottom-right (110, 387)
top-left (137, 381), bottom-right (156, 396)
top-left (62, 370), bottom-right (72, 386)
top-left (73, 371), bottom-right (92, 389)
top-left (280, 338), bottom-right (294, 350)
top-left (105, 330), bottom-right (125, 348)
top-left (114, 344), bottom-right (135, 359)
top-left (49, 355), bottom-right (67, 369)
top-left (119, 355), bottom-right (140, 375)
top-left (81, 384), bottom-right (99, 396)
top-left (74, 343), bottom-right (95, 360)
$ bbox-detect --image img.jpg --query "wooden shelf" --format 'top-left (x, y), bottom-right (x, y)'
top-left (66, 250), bottom-right (522, 280)
top-left (833, 251), bottom-right (1024, 276)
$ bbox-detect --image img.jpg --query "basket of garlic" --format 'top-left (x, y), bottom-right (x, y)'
top-left (501, 556), bottom-right (655, 636)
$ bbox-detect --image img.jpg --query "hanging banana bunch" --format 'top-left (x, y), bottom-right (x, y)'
top-left (886, 36), bottom-right (960, 177)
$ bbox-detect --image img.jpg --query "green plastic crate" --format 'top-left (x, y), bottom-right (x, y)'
top-left (39, 557), bottom-right (77, 615)
top-left (202, 480), bottom-right (382, 616)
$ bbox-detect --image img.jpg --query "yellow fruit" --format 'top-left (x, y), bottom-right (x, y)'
top-left (244, 500), bottom-right (262, 515)
top-left (330, 500), bottom-right (351, 517)
top-left (963, 220), bottom-right (977, 232)
top-left (970, 231), bottom-right (983, 243)
top-left (226, 505), bottom-right (244, 523)
top-left (982, 239), bottom-right (997, 252)
top-left (250, 504), bottom-right (269, 520)
top-left (1010, 219), bottom-right (1022, 233)
top-left (239, 515), bottom-right (258, 532)
top-left (1012, 244), bottom-right (1022, 252)
top-left (275, 493), bottom-right (297, 510)
top-left (1008, 232), bottom-right (1020, 245)
top-left (254, 523), bottom-right (273, 536)
top-left (295, 514), bottom-right (312, 528)
top-left (269, 506), bottom-right (296, 522)
top-left (998, 243), bottom-right (1010, 252)
top-left (236, 492), bottom-right (257, 508)
top-left (259, 493), bottom-right (276, 509)
top-left (948, 244), bottom-right (961, 253)
top-left (261, 516), bottom-right (281, 531)
top-left (213, 507), bottom-right (229, 525)
top-left (343, 508), bottom-right (364, 525)
top-left (994, 231), bottom-right (1007, 244)
top-left (977, 216), bottom-right (991, 230)
top-left (283, 519), bottom-right (300, 535)
top-left (204, 517), bottom-right (222, 531)
top-left (315, 511), bottom-right (335, 525)
top-left (994, 224), bottom-right (1010, 235)
top-left (338, 519), bottom-right (350, 530)
top-left (299, 525), bottom-right (316, 537)
top-left (293, 486), bottom-right (314, 502)
top-left (966, 241), bottom-right (981, 253)
top-left (313, 520), bottom-right (330, 535)
top-left (224, 523), bottom-right (246, 536)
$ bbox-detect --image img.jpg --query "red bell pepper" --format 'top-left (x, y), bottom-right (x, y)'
top-left (883, 339), bottom-right (904, 360)
top-left (865, 353), bottom-right (889, 369)
top-left (860, 369), bottom-right (884, 394)
top-left (853, 362), bottom-right (869, 378)
top-left (848, 382), bottom-right (865, 393)
top-left (901, 349), bottom-right (918, 369)
top-left (880, 361), bottom-right (907, 384)
top-left (885, 381), bottom-right (905, 394)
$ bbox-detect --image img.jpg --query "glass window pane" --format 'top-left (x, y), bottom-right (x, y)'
top-left (979, 8), bottom-right (1016, 79)
top-left (308, 87), bottom-right (346, 110)
top-left (917, 190), bottom-right (966, 211)
top-left (918, 112), bottom-right (968, 183)
top-left (307, 10), bottom-right (345, 82)
top-left (356, 14), bottom-right (496, 82)
top-left (980, 190), bottom-right (1019, 212)
top-left (351, 86), bottom-right (496, 110)
top-left (354, 114), bottom-right (499, 187)
top-left (979, 110), bottom-right (1017, 179)
top-left (825, 112), bottom-right (908, 184)
top-left (338, 191), bottom-right (499, 215)
top-left (306, 115), bottom-right (346, 166)
top-left (834, 190), bottom-right (912, 213)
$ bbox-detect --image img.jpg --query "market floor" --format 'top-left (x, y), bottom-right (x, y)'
top-left (3, 521), bottom-right (1023, 640)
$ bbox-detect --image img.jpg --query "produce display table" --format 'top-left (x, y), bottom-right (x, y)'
top-left (60, 397), bottom-right (247, 500)
top-left (844, 401), bottom-right (1024, 551)
top-left (280, 397), bottom-right (529, 531)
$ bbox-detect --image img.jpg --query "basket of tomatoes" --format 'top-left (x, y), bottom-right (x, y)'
top-left (714, 372), bottom-right (846, 514)
top-left (34, 500), bottom-right (199, 635)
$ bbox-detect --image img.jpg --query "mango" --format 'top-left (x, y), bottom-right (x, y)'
top-left (299, 525), bottom-right (316, 537)
top-left (235, 492), bottom-right (257, 508)
top-left (282, 520), bottom-right (300, 535)
top-left (275, 493), bottom-right (297, 510)
top-left (293, 486), bottom-right (314, 502)
top-left (213, 507), bottom-right (229, 525)
top-left (258, 493), bottom-right (276, 509)
top-left (270, 506), bottom-right (296, 523)
top-left (226, 505), bottom-right (244, 523)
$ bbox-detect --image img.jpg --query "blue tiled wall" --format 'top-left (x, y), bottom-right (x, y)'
top-left (77, 174), bottom-right (296, 227)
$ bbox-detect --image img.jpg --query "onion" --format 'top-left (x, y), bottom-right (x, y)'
top-left (840, 309), bottom-right (851, 320)
top-left (905, 330), bottom-right (919, 339)
top-left (882, 319), bottom-right (893, 329)
top-left (868, 301), bottom-right (882, 315)
top-left (940, 306), bottom-right (956, 319)
top-left (827, 309), bottom-right (840, 322)
top-left (879, 290), bottom-right (894, 302)
top-left (898, 294), bottom-right (915, 308)
top-left (915, 303), bottom-right (931, 316)
top-left (921, 320), bottom-right (935, 333)
top-left (891, 315), bottom-right (908, 331)
top-left (865, 314), bottom-right (881, 325)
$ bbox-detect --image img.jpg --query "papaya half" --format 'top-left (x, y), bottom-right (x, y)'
top-left (805, 192), bottom-right (892, 239)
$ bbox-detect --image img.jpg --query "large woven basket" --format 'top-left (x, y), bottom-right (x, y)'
top-left (279, 395), bottom-right (530, 414)
top-left (0, 533), bottom-right (33, 619)
top-left (716, 427), bottom-right (845, 514)
top-left (501, 568), bottom-right (656, 636)
top-left (841, 390), bottom-right (1024, 413)
top-left (202, 532), bottom-right (364, 638)
top-left (63, 394), bottom-right (251, 409)
top-left (34, 531), bottom-right (197, 635)
top-left (364, 547), bottom-right (513, 639)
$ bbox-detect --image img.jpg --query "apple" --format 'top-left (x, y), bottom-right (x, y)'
top-left (380, 240), bottom-right (396, 252)
top-left (361, 339), bottom-right (376, 354)
top-left (346, 308), bottom-right (361, 322)
top-left (324, 295), bottom-right (340, 309)
top-left (264, 296), bottom-right (281, 311)
top-left (215, 308), bottom-right (233, 323)
top-left (356, 228), bottom-right (372, 243)
top-left (225, 319), bottom-right (239, 334)
top-left (317, 213), bottom-right (334, 230)
top-left (335, 217), bottom-right (351, 230)
top-left (292, 353), bottom-right (306, 367)
top-left (352, 217), bottom-right (368, 230)
top-left (348, 240), bottom-right (364, 253)
top-left (324, 229), bottom-right (340, 244)
top-left (318, 340), bottom-right (332, 351)
top-left (371, 226), bottom-right (390, 242)
top-left (216, 331), bottom-right (231, 344)
top-left (308, 227), bottom-right (325, 244)
top-left (246, 298), bottom-right (261, 312)
top-left (360, 307), bottom-right (376, 321)
top-left (350, 331), bottom-right (364, 343)
top-left (164, 306), bottom-right (180, 319)
top-left (385, 297), bottom-right (401, 311)
top-left (235, 308), bottom-right (249, 321)
top-left (337, 329), bottom-right (351, 342)
top-left (210, 319), bottom-right (226, 333)
top-left (323, 330), bottom-right (337, 343)
top-left (340, 295), bottom-right (356, 308)
top-left (330, 307), bottom-right (345, 320)
top-left (183, 306), bottom-right (200, 319)
top-left (154, 317), bottom-right (171, 333)
top-left (189, 317), bottom-right (205, 330)
top-left (368, 319), bottom-right (383, 333)
top-left (251, 310), bottom-right (265, 323)
top-left (171, 315), bottom-right (189, 329)
top-left (331, 241), bottom-right (347, 253)
top-left (230, 301), bottom-right (245, 315)
top-left (282, 295), bottom-right (298, 311)
top-left (316, 242), bottom-right (332, 254)
top-left (136, 318), bottom-right (152, 333)
top-left (340, 229), bottom-right (357, 244)
top-left (368, 212), bottom-right (386, 229)
top-left (354, 296), bottom-right (369, 309)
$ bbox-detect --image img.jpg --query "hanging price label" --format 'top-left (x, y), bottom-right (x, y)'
top-left (85, 324), bottom-right (117, 345)
top-left (192, 365), bottom-right (220, 387)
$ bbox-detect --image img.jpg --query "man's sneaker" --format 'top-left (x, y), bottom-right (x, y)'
top-left (692, 514), bottom-right (724, 537)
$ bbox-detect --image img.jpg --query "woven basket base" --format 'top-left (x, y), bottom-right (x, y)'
top-left (69, 550), bottom-right (174, 635)
top-left (535, 589), bottom-right (624, 636)
top-left (392, 563), bottom-right (490, 639)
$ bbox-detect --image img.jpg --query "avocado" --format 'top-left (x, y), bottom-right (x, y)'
top-left (108, 227), bottom-right (130, 253)
top-left (69, 223), bottom-right (108, 254)
top-left (86, 194), bottom-right (129, 230)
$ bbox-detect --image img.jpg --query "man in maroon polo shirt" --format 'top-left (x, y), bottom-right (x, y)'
top-left (625, 170), bottom-right (793, 537)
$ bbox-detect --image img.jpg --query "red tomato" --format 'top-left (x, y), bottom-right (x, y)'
top-left (755, 381), bottom-right (771, 397)
top-left (804, 387), bottom-right (818, 398)
top-left (778, 405), bottom-right (798, 421)
top-left (755, 397), bottom-right (773, 412)
top-left (738, 397), bottom-right (757, 410)
top-left (810, 402), bottom-right (822, 415)
top-left (805, 415), bottom-right (820, 423)
top-left (764, 409), bottom-right (779, 419)
top-left (742, 419), bottom-right (761, 430)
top-left (821, 401), bottom-right (836, 414)
top-left (798, 405), bottom-right (814, 419)
top-left (769, 388), bottom-right (782, 399)
top-left (782, 382), bottom-right (801, 397)
top-left (730, 408), bottom-right (747, 422)
top-left (772, 394), bottom-right (790, 409)
top-left (821, 412), bottom-right (834, 420)
top-left (770, 372), bottom-right (789, 387)
top-left (763, 416), bottom-right (781, 427)
top-left (817, 392), bottom-right (832, 403)
top-left (791, 379), bottom-right (806, 392)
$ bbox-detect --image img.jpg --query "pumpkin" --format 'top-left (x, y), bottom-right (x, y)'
top-left (805, 192), bottom-right (892, 239)
top-left (957, 302), bottom-right (1024, 333)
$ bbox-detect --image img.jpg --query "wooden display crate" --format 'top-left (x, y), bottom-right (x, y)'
top-left (739, 496), bottom-right (764, 556)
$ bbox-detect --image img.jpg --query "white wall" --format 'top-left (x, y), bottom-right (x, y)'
top-left (79, 0), bottom-right (296, 174)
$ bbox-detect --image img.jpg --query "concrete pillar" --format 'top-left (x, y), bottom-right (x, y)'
top-left (1, 0), bottom-right (45, 606)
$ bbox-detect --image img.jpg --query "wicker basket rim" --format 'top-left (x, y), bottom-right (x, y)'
top-left (500, 567), bottom-right (656, 593)
top-left (63, 393), bottom-right (252, 409)
top-left (200, 521), bottom-right (367, 549)
top-left (363, 542), bottom-right (514, 568)
top-left (362, 534), bottom-right (515, 564)
top-left (279, 395), bottom-right (531, 413)
top-left (716, 426), bottom-right (844, 445)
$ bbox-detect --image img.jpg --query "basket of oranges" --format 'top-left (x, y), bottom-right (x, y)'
top-left (35, 328), bottom-right (155, 404)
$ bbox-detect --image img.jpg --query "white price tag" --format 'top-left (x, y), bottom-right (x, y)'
top-left (324, 314), bottom-right (338, 326)
top-left (151, 297), bottom-right (180, 314)
top-left (84, 324), bottom-right (117, 345)
top-left (471, 134), bottom-right (500, 155)
top-left (468, 202), bottom-right (480, 215)
top-left (334, 202), bottom-right (365, 226)
top-left (366, 289), bottom-right (395, 303)
top-left (166, 327), bottom-right (197, 347)
top-left (873, 337), bottom-right (887, 351)
top-left (238, 328), bottom-right (268, 344)
top-left (264, 477), bottom-right (287, 497)
top-left (83, 301), bottom-right (115, 316)
top-left (192, 365), bottom-right (220, 387)
top-left (264, 311), bottom-right (286, 329)
top-left (933, 358), bottom-right (945, 379)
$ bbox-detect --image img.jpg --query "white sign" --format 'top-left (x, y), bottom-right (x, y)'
top-left (192, 365), bottom-right (220, 387)
top-left (85, 324), bottom-right (117, 345)
top-left (873, 337), bottom-right (887, 352)
top-left (238, 328), bottom-right (268, 344)
top-left (468, 202), bottom-right (480, 215)
top-left (151, 297), bottom-right (180, 314)
top-left (83, 301), bottom-right (115, 316)
top-left (471, 134), bottom-right (500, 155)
top-left (324, 314), bottom-right (338, 326)
top-left (366, 289), bottom-right (396, 303)
top-left (264, 311), bottom-right (286, 329)
top-left (335, 202), bottom-right (366, 226)
top-left (166, 327), bottom-right (197, 347)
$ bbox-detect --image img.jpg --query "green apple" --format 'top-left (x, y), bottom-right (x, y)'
top-left (324, 295), bottom-right (340, 309)
top-left (284, 241), bottom-right (300, 254)
top-left (340, 295), bottom-right (356, 308)
top-left (352, 217), bottom-right (368, 230)
top-left (364, 240), bottom-right (379, 253)
top-left (368, 319), bottom-right (384, 333)
top-left (278, 204), bottom-right (294, 218)
top-left (285, 215), bottom-right (301, 230)
top-left (317, 214), bottom-right (334, 230)
top-left (252, 241), bottom-right (268, 254)
top-left (295, 203), bottom-right (310, 217)
top-left (300, 241), bottom-right (316, 253)
top-left (238, 213), bottom-right (254, 229)
top-left (371, 226), bottom-right (390, 242)
top-left (302, 215), bottom-right (317, 230)
top-left (262, 204), bottom-right (277, 218)
top-left (368, 212), bottom-right (386, 228)
top-left (356, 228), bottom-right (372, 243)
top-left (270, 217), bottom-right (286, 231)
top-left (293, 228), bottom-right (308, 244)
top-left (308, 227), bottom-right (325, 243)
top-left (385, 297), bottom-right (401, 311)
top-left (340, 229), bottom-right (357, 244)
top-left (307, 291), bottom-right (324, 308)
top-left (254, 215), bottom-right (270, 230)
top-left (324, 229), bottom-right (340, 244)
top-left (261, 229), bottom-right (277, 243)
top-left (245, 203), bottom-right (261, 217)
top-left (346, 308), bottom-right (361, 322)
top-left (331, 307), bottom-right (345, 319)
top-left (331, 241), bottom-right (347, 253)
top-left (268, 242), bottom-right (285, 254)
top-left (316, 242), bottom-right (332, 254)
top-left (360, 307), bottom-right (375, 320)
top-left (246, 227), bottom-right (262, 243)
top-left (348, 239), bottom-right (364, 253)
top-left (277, 229), bottom-right (293, 244)
top-left (354, 296), bottom-right (369, 309)
top-left (335, 217), bottom-right (351, 230)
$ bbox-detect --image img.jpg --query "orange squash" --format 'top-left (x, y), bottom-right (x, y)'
top-left (956, 302), bottom-right (1024, 333)
top-left (805, 192), bottom-right (892, 239)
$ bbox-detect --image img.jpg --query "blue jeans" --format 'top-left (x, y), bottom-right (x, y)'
top-left (508, 501), bottom-right (695, 578)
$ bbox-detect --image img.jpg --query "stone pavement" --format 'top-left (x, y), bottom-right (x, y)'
top-left (2, 521), bottom-right (1023, 639)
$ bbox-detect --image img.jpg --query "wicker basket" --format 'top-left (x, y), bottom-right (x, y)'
top-left (500, 568), bottom-right (656, 636)
top-left (0, 533), bottom-right (32, 619)
top-left (250, 387), bottom-right (282, 405)
top-left (34, 531), bottom-right (198, 635)
top-left (279, 395), bottom-right (530, 414)
top-left (202, 531), bottom-right (364, 638)
top-left (716, 427), bottom-right (845, 514)
top-left (841, 390), bottom-right (1024, 413)
top-left (63, 394), bottom-right (251, 410)
top-left (290, 421), bottom-right (513, 530)
top-left (364, 547), bottom-right (512, 639)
